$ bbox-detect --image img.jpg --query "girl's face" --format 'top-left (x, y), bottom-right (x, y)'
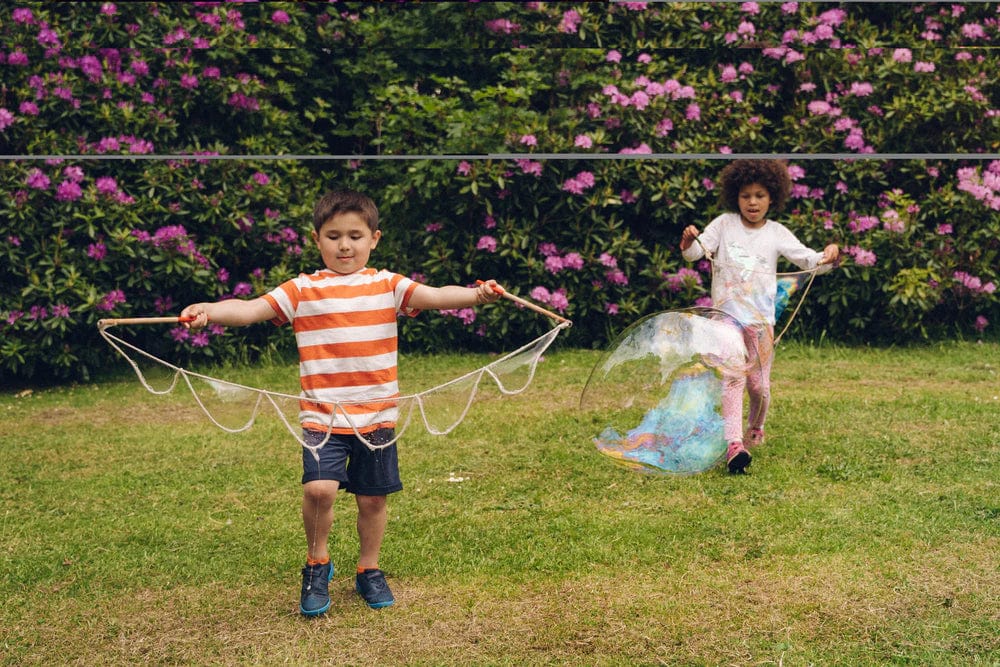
top-left (312, 211), bottom-right (381, 274)
top-left (737, 182), bottom-right (771, 227)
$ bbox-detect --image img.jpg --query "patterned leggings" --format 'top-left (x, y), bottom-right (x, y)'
top-left (722, 324), bottom-right (774, 444)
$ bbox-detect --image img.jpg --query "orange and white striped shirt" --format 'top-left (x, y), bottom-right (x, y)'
top-left (262, 268), bottom-right (420, 434)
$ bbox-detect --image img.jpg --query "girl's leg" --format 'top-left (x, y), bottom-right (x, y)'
top-left (745, 326), bottom-right (774, 432)
top-left (722, 373), bottom-right (746, 444)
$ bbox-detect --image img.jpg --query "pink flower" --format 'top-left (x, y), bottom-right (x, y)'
top-left (574, 134), bottom-right (593, 149)
top-left (562, 252), bottom-right (584, 270)
top-left (606, 50), bottom-right (622, 63)
top-left (271, 10), bottom-right (290, 24)
top-left (252, 171), bottom-right (270, 186)
top-left (936, 223), bottom-right (953, 235)
top-left (685, 104), bottom-right (700, 121)
top-left (892, 48), bottom-right (912, 63)
top-left (515, 159), bottom-right (543, 177)
top-left (0, 109), bottom-right (14, 131)
top-left (56, 180), bottom-right (82, 202)
top-left (97, 289), bottom-right (127, 312)
top-left (476, 235), bottom-right (497, 253)
top-left (95, 176), bottom-right (118, 195)
top-left (529, 286), bottom-right (551, 303)
top-left (561, 171), bottom-right (596, 195)
top-left (519, 134), bottom-right (537, 147)
top-left (87, 242), bottom-right (107, 261)
top-left (913, 61), bottom-right (935, 73)
top-left (847, 246), bottom-right (877, 267)
top-left (26, 170), bottom-right (50, 190)
top-left (425, 222), bottom-right (443, 233)
top-left (605, 303), bottom-right (619, 315)
top-left (544, 255), bottom-right (565, 273)
top-left (973, 315), bottom-right (989, 333)
top-left (558, 10), bottom-right (581, 34)
top-left (456, 161), bottom-right (472, 176)
top-left (961, 23), bottom-right (986, 39)
top-left (484, 18), bottom-right (519, 34)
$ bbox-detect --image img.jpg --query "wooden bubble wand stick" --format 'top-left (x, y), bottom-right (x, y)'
top-left (477, 281), bottom-right (571, 325)
top-left (98, 315), bottom-right (198, 328)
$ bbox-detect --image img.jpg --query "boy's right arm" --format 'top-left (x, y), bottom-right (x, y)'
top-left (181, 297), bottom-right (275, 330)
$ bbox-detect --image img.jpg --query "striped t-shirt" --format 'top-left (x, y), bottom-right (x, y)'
top-left (262, 268), bottom-right (420, 434)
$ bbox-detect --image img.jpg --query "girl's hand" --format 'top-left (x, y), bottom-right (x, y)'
top-left (680, 225), bottom-right (700, 251)
top-left (820, 244), bottom-right (840, 265)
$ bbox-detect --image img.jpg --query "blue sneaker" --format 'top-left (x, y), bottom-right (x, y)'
top-left (355, 569), bottom-right (395, 609)
top-left (300, 561), bottom-right (333, 616)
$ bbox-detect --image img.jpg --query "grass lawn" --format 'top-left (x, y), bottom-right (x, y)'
top-left (2, 341), bottom-right (998, 665)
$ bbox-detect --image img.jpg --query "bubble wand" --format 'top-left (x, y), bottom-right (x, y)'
top-left (98, 315), bottom-right (198, 328)
top-left (477, 280), bottom-right (571, 325)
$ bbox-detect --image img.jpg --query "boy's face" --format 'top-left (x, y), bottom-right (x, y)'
top-left (312, 212), bottom-right (381, 275)
top-left (737, 182), bottom-right (771, 227)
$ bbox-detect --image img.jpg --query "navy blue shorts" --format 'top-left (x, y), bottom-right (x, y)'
top-left (301, 428), bottom-right (403, 496)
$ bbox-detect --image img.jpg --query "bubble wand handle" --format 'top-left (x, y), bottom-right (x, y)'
top-left (477, 280), bottom-right (572, 325)
top-left (98, 315), bottom-right (198, 328)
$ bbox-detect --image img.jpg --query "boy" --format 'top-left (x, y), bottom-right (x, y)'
top-left (182, 189), bottom-right (500, 615)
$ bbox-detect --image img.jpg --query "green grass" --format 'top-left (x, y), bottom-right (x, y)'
top-left (2, 342), bottom-right (998, 665)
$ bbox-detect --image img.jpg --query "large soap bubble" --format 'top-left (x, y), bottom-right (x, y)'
top-left (579, 307), bottom-right (760, 475)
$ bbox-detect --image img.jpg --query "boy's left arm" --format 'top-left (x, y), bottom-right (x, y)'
top-left (408, 280), bottom-right (501, 311)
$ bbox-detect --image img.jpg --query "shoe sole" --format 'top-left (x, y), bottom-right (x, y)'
top-left (727, 450), bottom-right (751, 474)
top-left (300, 567), bottom-right (334, 616)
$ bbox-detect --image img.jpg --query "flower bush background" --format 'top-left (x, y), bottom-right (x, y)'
top-left (1, 2), bottom-right (998, 381)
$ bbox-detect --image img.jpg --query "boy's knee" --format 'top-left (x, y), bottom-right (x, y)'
top-left (355, 494), bottom-right (387, 514)
top-left (303, 479), bottom-right (338, 504)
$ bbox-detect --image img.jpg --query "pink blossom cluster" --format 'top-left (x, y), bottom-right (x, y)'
top-left (528, 286), bottom-right (569, 313)
top-left (560, 170), bottom-right (595, 195)
top-left (476, 235), bottom-right (497, 253)
top-left (97, 289), bottom-right (127, 312)
top-left (953, 271), bottom-right (997, 295)
top-left (847, 214), bottom-right (880, 234)
top-left (439, 308), bottom-right (477, 326)
top-left (663, 267), bottom-right (703, 293)
top-left (956, 163), bottom-right (1000, 210)
top-left (263, 227), bottom-right (302, 256)
top-left (601, 78), bottom-right (696, 111)
top-left (132, 225), bottom-right (210, 268)
top-left (539, 243), bottom-right (583, 274)
top-left (844, 245), bottom-right (877, 267)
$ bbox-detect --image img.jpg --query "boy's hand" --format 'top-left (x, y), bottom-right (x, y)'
top-left (180, 304), bottom-right (210, 330)
top-left (820, 244), bottom-right (840, 265)
top-left (475, 279), bottom-right (502, 305)
top-left (680, 225), bottom-right (700, 251)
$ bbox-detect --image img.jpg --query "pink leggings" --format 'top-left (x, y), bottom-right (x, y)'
top-left (722, 325), bottom-right (774, 444)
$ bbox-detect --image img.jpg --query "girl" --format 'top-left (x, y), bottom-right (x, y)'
top-left (679, 160), bottom-right (839, 473)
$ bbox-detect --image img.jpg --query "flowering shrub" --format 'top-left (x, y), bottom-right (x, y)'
top-left (1, 2), bottom-right (998, 381)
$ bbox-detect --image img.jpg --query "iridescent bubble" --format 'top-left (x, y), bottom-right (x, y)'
top-left (580, 307), bottom-right (759, 475)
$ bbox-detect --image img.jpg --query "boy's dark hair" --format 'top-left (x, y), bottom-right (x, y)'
top-left (312, 189), bottom-right (379, 232)
top-left (718, 159), bottom-right (792, 213)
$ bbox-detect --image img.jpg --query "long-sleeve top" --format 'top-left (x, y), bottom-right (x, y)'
top-left (681, 212), bottom-right (830, 325)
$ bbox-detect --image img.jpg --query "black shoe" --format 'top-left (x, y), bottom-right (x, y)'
top-left (300, 561), bottom-right (333, 616)
top-left (355, 568), bottom-right (395, 609)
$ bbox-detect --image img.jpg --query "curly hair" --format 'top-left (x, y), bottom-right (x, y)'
top-left (718, 159), bottom-right (792, 213)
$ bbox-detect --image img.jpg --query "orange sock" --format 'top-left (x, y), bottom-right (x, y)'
top-left (357, 565), bottom-right (377, 574)
top-left (307, 556), bottom-right (330, 566)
